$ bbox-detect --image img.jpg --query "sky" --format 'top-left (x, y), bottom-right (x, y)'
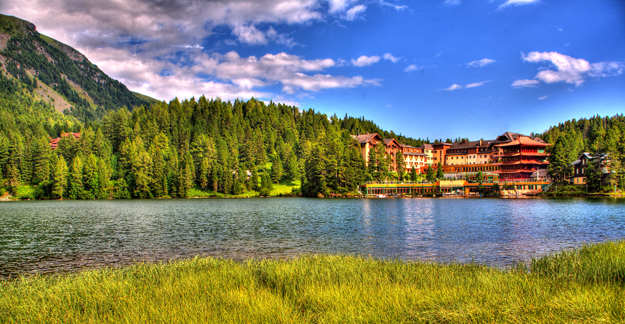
top-left (2, 0), bottom-right (625, 141)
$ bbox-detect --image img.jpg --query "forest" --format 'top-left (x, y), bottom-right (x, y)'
top-left (538, 114), bottom-right (625, 192)
top-left (0, 63), bottom-right (439, 199)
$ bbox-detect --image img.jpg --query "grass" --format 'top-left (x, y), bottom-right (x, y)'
top-left (187, 180), bottom-right (301, 198)
top-left (2, 241), bottom-right (625, 323)
top-left (11, 185), bottom-right (35, 199)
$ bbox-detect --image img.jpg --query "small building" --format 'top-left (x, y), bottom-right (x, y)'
top-left (50, 132), bottom-right (81, 149)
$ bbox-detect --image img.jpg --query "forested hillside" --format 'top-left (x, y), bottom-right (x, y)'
top-left (537, 114), bottom-right (625, 190)
top-left (0, 14), bottom-right (150, 121)
top-left (1, 87), bottom-right (425, 199)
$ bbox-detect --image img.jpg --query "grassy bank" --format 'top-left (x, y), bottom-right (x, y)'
top-left (2, 242), bottom-right (625, 323)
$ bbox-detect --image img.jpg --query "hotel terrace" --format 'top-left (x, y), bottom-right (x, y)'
top-left (353, 131), bottom-right (551, 182)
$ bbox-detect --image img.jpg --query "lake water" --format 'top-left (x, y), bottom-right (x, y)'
top-left (1, 198), bottom-right (624, 278)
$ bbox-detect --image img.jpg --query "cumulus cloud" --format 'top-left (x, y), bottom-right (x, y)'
top-left (351, 55), bottom-right (381, 67)
top-left (0, 0), bottom-right (391, 102)
top-left (539, 95), bottom-right (548, 100)
top-left (404, 64), bottom-right (420, 72)
top-left (383, 53), bottom-right (400, 63)
top-left (467, 58), bottom-right (495, 68)
top-left (444, 0), bottom-right (461, 6)
top-left (498, 0), bottom-right (540, 10)
top-left (512, 51), bottom-right (624, 88)
top-left (444, 80), bottom-right (490, 91)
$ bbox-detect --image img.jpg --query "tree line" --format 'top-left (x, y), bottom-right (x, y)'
top-left (537, 114), bottom-right (625, 192)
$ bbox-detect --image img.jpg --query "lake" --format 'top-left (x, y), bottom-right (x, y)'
top-left (1, 197), bottom-right (624, 278)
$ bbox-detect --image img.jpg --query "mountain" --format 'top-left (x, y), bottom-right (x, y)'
top-left (0, 14), bottom-right (153, 121)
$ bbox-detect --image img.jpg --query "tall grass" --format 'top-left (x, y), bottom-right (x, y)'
top-left (1, 242), bottom-right (625, 323)
top-left (531, 240), bottom-right (625, 285)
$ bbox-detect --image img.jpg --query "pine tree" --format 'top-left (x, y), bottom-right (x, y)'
top-left (82, 153), bottom-right (99, 199)
top-left (97, 158), bottom-right (110, 199)
top-left (68, 155), bottom-right (83, 199)
top-left (426, 165), bottom-right (435, 183)
top-left (133, 151), bottom-right (153, 199)
top-left (51, 155), bottom-right (68, 199)
top-left (270, 154), bottom-right (283, 183)
top-left (436, 162), bottom-right (444, 180)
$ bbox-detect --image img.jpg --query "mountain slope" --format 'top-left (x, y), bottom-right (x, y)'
top-left (0, 14), bottom-right (153, 121)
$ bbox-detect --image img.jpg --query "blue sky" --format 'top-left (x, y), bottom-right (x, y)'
top-left (3, 0), bottom-right (625, 141)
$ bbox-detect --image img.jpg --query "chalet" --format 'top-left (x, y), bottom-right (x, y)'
top-left (491, 135), bottom-right (549, 181)
top-left (50, 132), bottom-right (81, 150)
top-left (352, 133), bottom-right (383, 167)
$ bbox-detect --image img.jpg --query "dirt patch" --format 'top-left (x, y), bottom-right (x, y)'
top-left (34, 82), bottom-right (73, 114)
top-left (0, 32), bottom-right (10, 51)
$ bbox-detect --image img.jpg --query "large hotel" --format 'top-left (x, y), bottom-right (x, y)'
top-left (353, 131), bottom-right (550, 182)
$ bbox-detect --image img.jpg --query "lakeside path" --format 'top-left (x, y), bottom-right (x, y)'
top-left (1, 241), bottom-right (625, 323)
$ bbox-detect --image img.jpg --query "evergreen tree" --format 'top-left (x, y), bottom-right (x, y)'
top-left (426, 165), bottom-right (435, 183)
top-left (68, 155), bottom-right (83, 199)
top-left (51, 155), bottom-right (68, 199)
top-left (436, 162), bottom-right (444, 179)
top-left (302, 145), bottom-right (327, 197)
top-left (270, 154), bottom-right (283, 183)
top-left (82, 153), bottom-right (99, 199)
top-left (97, 158), bottom-right (111, 199)
top-left (395, 150), bottom-right (405, 181)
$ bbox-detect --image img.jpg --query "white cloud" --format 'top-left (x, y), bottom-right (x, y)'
top-left (511, 79), bottom-right (540, 88)
top-left (445, 84), bottom-right (463, 91)
top-left (378, 1), bottom-right (408, 10)
top-left (383, 53), bottom-right (400, 63)
top-left (351, 55), bottom-right (381, 67)
top-left (467, 58), bottom-right (496, 68)
top-left (538, 95), bottom-right (548, 100)
top-left (444, 80), bottom-right (490, 91)
top-left (404, 64), bottom-right (418, 72)
top-left (465, 80), bottom-right (491, 88)
top-left (444, 0), bottom-right (461, 6)
top-left (233, 25), bottom-right (269, 45)
top-left (498, 0), bottom-right (540, 10)
top-left (517, 51), bottom-right (624, 87)
top-left (1, 0), bottom-right (391, 102)
top-left (327, 0), bottom-right (357, 14)
top-left (345, 4), bottom-right (367, 20)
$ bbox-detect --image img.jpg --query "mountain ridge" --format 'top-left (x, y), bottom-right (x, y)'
top-left (0, 14), bottom-right (155, 120)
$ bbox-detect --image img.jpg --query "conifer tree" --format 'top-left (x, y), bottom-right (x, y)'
top-left (68, 155), bottom-right (83, 199)
top-left (51, 155), bottom-right (68, 199)
top-left (82, 153), bottom-right (99, 199)
top-left (270, 154), bottom-right (283, 183)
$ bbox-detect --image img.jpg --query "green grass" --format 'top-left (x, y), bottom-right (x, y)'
top-left (2, 242), bottom-right (625, 323)
top-left (270, 180), bottom-right (300, 196)
top-left (187, 180), bottom-right (301, 198)
top-left (12, 185), bottom-right (35, 199)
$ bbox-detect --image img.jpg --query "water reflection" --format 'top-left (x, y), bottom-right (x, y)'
top-left (1, 198), bottom-right (624, 278)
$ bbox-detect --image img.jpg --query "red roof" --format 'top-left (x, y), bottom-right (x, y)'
top-left (495, 136), bottom-right (549, 147)
top-left (50, 132), bottom-right (81, 149)
top-left (352, 133), bottom-right (381, 144)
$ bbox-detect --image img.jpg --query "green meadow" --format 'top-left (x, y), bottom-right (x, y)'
top-left (2, 241), bottom-right (625, 323)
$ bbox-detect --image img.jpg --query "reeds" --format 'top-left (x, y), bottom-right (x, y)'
top-left (1, 242), bottom-right (624, 323)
